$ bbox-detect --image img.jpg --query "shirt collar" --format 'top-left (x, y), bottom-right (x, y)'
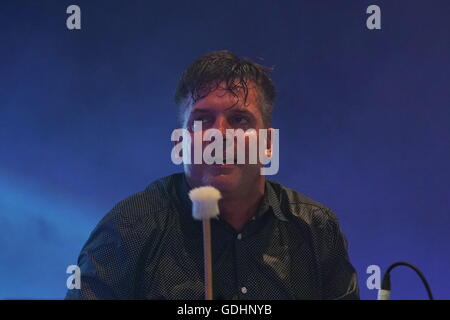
top-left (175, 173), bottom-right (288, 222)
top-left (263, 180), bottom-right (289, 222)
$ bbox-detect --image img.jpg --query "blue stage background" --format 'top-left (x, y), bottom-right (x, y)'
top-left (1, 0), bottom-right (449, 299)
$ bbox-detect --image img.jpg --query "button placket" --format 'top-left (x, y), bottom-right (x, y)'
top-left (234, 230), bottom-right (248, 298)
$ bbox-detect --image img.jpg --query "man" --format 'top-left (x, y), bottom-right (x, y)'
top-left (66, 50), bottom-right (359, 300)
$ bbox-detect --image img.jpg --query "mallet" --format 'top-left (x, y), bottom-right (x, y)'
top-left (189, 186), bottom-right (221, 300)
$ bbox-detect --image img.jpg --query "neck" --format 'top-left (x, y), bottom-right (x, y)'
top-left (218, 177), bottom-right (266, 232)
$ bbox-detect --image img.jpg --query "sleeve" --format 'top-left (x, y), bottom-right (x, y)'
top-left (320, 212), bottom-right (360, 300)
top-left (64, 212), bottom-right (137, 300)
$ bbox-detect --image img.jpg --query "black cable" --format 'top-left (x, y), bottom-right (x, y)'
top-left (382, 261), bottom-right (434, 300)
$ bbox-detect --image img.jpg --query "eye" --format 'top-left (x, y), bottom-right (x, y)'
top-left (230, 115), bottom-right (250, 127)
top-left (189, 115), bottom-right (212, 131)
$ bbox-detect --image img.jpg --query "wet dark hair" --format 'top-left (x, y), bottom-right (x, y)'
top-left (174, 50), bottom-right (276, 127)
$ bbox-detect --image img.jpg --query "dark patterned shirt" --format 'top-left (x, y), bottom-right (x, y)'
top-left (65, 173), bottom-right (359, 300)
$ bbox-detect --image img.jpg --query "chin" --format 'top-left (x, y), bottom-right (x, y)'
top-left (186, 164), bottom-right (260, 195)
top-left (201, 166), bottom-right (242, 194)
top-left (205, 174), bottom-right (239, 194)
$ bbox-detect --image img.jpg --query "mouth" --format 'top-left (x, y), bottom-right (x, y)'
top-left (207, 162), bottom-right (237, 174)
top-left (211, 163), bottom-right (236, 167)
top-left (213, 154), bottom-right (240, 165)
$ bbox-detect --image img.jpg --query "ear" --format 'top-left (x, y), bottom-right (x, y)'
top-left (265, 127), bottom-right (274, 158)
top-left (172, 132), bottom-right (183, 158)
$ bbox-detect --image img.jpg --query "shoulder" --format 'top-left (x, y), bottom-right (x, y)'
top-left (78, 173), bottom-right (184, 265)
top-left (71, 174), bottom-right (185, 299)
top-left (268, 179), bottom-right (350, 257)
top-left (93, 173), bottom-right (183, 236)
top-left (268, 179), bottom-right (339, 229)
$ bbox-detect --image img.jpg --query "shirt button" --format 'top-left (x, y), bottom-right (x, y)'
top-left (241, 287), bottom-right (248, 294)
top-left (237, 233), bottom-right (242, 240)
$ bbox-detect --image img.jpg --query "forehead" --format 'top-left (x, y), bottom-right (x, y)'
top-left (190, 81), bottom-right (261, 113)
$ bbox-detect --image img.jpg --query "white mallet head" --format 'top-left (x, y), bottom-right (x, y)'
top-left (189, 186), bottom-right (222, 220)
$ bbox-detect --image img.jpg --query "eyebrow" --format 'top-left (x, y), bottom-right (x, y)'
top-left (190, 109), bottom-right (212, 114)
top-left (227, 108), bottom-right (256, 121)
top-left (228, 108), bottom-right (253, 115)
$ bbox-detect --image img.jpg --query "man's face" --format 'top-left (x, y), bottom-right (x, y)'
top-left (181, 81), bottom-right (268, 195)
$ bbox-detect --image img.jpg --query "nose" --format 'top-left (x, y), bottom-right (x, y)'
top-left (212, 116), bottom-right (231, 137)
top-left (210, 116), bottom-right (234, 161)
